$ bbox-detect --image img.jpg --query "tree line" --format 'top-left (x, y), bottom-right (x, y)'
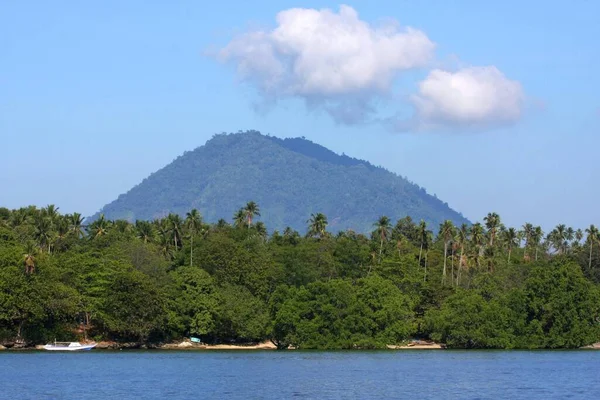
top-left (1, 204), bottom-right (599, 349)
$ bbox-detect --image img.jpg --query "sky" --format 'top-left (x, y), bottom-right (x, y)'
top-left (1, 0), bottom-right (599, 230)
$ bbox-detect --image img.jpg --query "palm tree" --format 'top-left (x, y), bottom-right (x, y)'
top-left (54, 217), bottom-right (70, 251)
top-left (532, 226), bottom-right (543, 260)
top-left (550, 224), bottom-right (568, 254)
top-left (565, 227), bottom-right (575, 252)
top-left (586, 225), bottom-right (599, 271)
top-left (484, 212), bottom-right (501, 247)
top-left (373, 216), bottom-right (392, 263)
top-left (10, 208), bottom-right (28, 228)
top-left (89, 214), bottom-right (109, 239)
top-left (423, 230), bottom-right (433, 282)
top-left (135, 220), bottom-right (155, 243)
top-left (168, 214), bottom-right (184, 251)
top-left (439, 220), bottom-right (455, 285)
top-left (69, 212), bottom-right (85, 238)
top-left (522, 223), bottom-right (534, 260)
top-left (34, 216), bottom-right (53, 253)
top-left (186, 209), bottom-right (203, 266)
top-left (575, 229), bottom-right (584, 248)
top-left (114, 220), bottom-right (132, 234)
top-left (502, 227), bottom-right (519, 263)
top-left (43, 204), bottom-right (60, 226)
top-left (233, 209), bottom-right (246, 228)
top-left (455, 224), bottom-right (469, 285)
top-left (157, 223), bottom-right (173, 259)
top-left (307, 213), bottom-right (328, 239)
top-left (470, 222), bottom-right (485, 267)
top-left (243, 201), bottom-right (260, 226)
top-left (417, 220), bottom-right (428, 266)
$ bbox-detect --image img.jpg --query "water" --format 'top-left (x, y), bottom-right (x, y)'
top-left (1, 350), bottom-right (600, 399)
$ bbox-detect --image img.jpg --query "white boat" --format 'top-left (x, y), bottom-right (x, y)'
top-left (43, 341), bottom-right (97, 351)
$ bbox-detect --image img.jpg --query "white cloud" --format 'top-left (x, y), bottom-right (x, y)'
top-left (218, 5), bottom-right (435, 124)
top-left (408, 66), bottom-right (524, 130)
top-left (218, 6), bottom-right (527, 132)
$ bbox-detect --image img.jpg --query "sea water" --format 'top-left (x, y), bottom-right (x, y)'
top-left (1, 350), bottom-right (599, 399)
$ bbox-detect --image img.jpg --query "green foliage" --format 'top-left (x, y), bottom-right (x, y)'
top-left (1, 204), bottom-right (599, 349)
top-left (271, 277), bottom-right (415, 349)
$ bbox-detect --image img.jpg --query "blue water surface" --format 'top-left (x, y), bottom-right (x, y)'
top-left (1, 350), bottom-right (599, 399)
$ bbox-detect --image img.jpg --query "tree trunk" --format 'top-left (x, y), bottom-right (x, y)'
top-left (442, 242), bottom-right (448, 285)
top-left (508, 248), bottom-right (511, 263)
top-left (451, 247), bottom-right (455, 287)
top-left (190, 234), bottom-right (194, 266)
top-left (590, 241), bottom-right (594, 271)
top-left (458, 245), bottom-right (464, 286)
top-left (418, 243), bottom-right (423, 265)
top-left (424, 251), bottom-right (428, 282)
top-left (379, 237), bottom-right (384, 264)
top-left (535, 246), bottom-right (539, 261)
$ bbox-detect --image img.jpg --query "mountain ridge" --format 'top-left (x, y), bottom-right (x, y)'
top-left (89, 130), bottom-right (469, 232)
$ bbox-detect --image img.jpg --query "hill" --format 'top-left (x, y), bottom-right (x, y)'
top-left (89, 131), bottom-right (469, 232)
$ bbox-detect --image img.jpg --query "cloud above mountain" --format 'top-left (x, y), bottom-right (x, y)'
top-left (405, 66), bottom-right (524, 131)
top-left (217, 5), bottom-right (526, 132)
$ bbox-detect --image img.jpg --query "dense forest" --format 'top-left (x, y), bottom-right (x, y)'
top-left (1, 204), bottom-right (599, 349)
top-left (89, 131), bottom-right (469, 232)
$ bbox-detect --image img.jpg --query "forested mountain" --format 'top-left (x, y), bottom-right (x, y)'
top-left (89, 131), bottom-right (468, 232)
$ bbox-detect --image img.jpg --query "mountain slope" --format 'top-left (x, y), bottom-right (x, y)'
top-left (89, 131), bottom-right (469, 232)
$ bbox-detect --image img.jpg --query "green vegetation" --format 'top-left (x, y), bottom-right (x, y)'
top-left (1, 204), bottom-right (599, 349)
top-left (89, 131), bottom-right (469, 232)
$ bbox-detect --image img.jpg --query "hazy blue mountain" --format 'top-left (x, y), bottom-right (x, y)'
top-left (89, 131), bottom-right (469, 232)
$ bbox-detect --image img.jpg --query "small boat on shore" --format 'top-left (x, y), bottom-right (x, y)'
top-left (43, 341), bottom-right (97, 351)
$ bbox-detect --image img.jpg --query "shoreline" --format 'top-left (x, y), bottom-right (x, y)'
top-left (3, 341), bottom-right (600, 351)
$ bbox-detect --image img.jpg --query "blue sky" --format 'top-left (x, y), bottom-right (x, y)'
top-left (1, 0), bottom-right (598, 230)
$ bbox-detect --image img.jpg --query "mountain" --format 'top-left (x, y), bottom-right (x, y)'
top-left (89, 131), bottom-right (469, 232)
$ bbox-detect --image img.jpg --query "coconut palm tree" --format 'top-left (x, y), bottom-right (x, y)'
top-left (114, 220), bottom-right (132, 234)
top-left (233, 209), bottom-right (246, 228)
top-left (423, 230), bottom-right (433, 282)
top-left (185, 209), bottom-right (203, 266)
top-left (307, 213), bottom-right (328, 239)
top-left (10, 208), bottom-right (28, 228)
top-left (135, 220), bottom-right (155, 243)
top-left (522, 223), bottom-right (534, 260)
top-left (586, 225), bottom-right (599, 271)
top-left (34, 216), bottom-right (53, 253)
top-left (502, 227), bottom-right (519, 263)
top-left (69, 212), bottom-right (85, 238)
top-left (532, 226), bottom-right (543, 260)
top-left (168, 214), bottom-right (184, 251)
top-left (373, 216), bottom-right (392, 263)
top-left (549, 224), bottom-right (568, 254)
top-left (243, 201), bottom-right (260, 226)
top-left (416, 220), bottom-right (429, 266)
top-left (43, 204), bottom-right (60, 226)
top-left (89, 214), bottom-right (109, 239)
top-left (575, 229), bottom-right (584, 248)
top-left (455, 224), bottom-right (469, 285)
top-left (484, 212), bottom-right (501, 247)
top-left (439, 220), bottom-right (455, 285)
top-left (470, 222), bottom-right (485, 267)
top-left (157, 224), bottom-right (173, 259)
top-left (565, 227), bottom-right (575, 252)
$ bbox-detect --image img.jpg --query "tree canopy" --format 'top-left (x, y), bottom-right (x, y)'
top-left (1, 204), bottom-right (599, 349)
